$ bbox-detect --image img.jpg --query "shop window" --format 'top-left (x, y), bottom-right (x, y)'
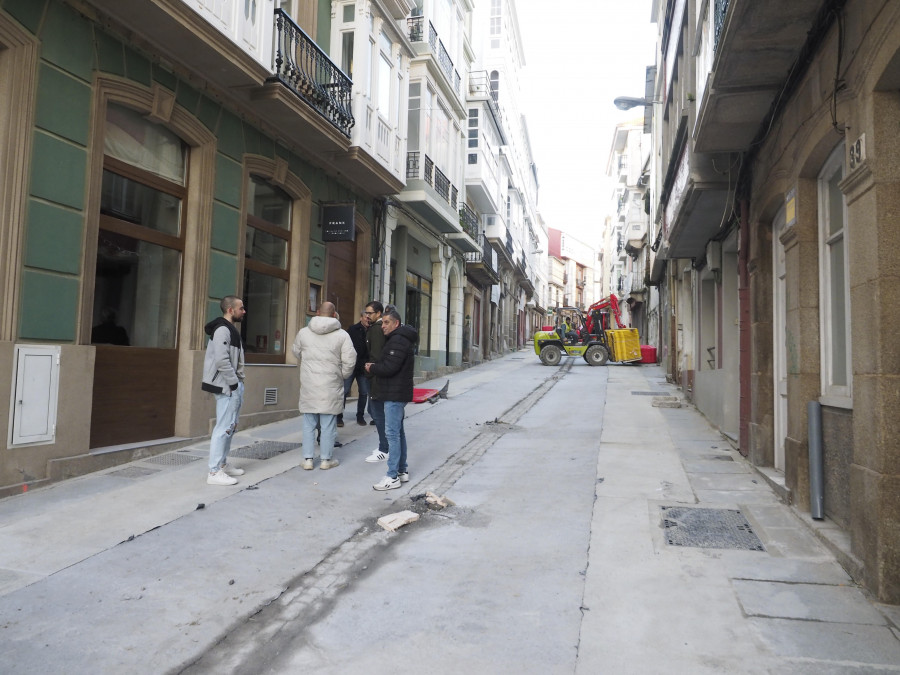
top-left (242, 175), bottom-right (291, 362)
top-left (93, 104), bottom-right (186, 349)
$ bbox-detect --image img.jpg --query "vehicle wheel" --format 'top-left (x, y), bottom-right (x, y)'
top-left (539, 344), bottom-right (562, 366)
top-left (584, 345), bottom-right (609, 366)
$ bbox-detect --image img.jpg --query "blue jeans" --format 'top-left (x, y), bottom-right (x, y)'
top-left (343, 371), bottom-right (370, 418)
top-left (368, 398), bottom-right (388, 454)
top-left (303, 413), bottom-right (337, 460)
top-left (383, 401), bottom-right (408, 479)
top-left (209, 381), bottom-right (244, 472)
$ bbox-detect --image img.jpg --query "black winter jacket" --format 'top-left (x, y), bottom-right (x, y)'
top-left (347, 321), bottom-right (369, 375)
top-left (365, 318), bottom-right (386, 397)
top-left (368, 324), bottom-right (418, 402)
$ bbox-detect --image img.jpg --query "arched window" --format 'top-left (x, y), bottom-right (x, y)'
top-left (93, 104), bottom-right (187, 349)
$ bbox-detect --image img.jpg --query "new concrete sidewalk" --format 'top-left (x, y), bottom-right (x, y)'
top-left (577, 364), bottom-right (900, 673)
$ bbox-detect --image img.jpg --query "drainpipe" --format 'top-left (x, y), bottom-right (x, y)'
top-left (738, 198), bottom-right (751, 457)
top-left (807, 400), bottom-right (825, 519)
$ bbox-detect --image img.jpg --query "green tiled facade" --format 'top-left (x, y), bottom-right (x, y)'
top-left (24, 200), bottom-right (82, 275)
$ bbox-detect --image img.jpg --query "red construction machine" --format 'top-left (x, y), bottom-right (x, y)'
top-left (533, 295), bottom-right (642, 366)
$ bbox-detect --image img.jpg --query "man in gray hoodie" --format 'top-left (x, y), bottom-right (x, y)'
top-left (292, 302), bottom-right (356, 470)
top-left (201, 295), bottom-right (246, 486)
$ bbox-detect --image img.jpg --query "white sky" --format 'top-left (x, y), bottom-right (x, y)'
top-left (515, 0), bottom-right (657, 248)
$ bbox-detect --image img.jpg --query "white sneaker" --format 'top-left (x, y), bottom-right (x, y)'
top-left (373, 475), bottom-right (401, 491)
top-left (319, 458), bottom-right (340, 470)
top-left (207, 469), bottom-right (237, 486)
top-left (301, 458), bottom-right (314, 470)
top-left (398, 472), bottom-right (409, 483)
top-left (222, 464), bottom-right (245, 476)
top-left (365, 450), bottom-right (388, 463)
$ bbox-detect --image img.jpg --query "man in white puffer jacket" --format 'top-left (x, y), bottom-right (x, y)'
top-left (292, 301), bottom-right (356, 470)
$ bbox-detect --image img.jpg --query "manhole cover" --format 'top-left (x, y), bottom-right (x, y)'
top-left (230, 440), bottom-right (299, 460)
top-left (109, 466), bottom-right (161, 478)
top-left (145, 453), bottom-right (203, 466)
top-left (660, 506), bottom-right (765, 551)
top-left (631, 391), bottom-right (672, 396)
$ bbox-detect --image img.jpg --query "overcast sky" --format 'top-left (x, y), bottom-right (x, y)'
top-left (515, 1), bottom-right (657, 248)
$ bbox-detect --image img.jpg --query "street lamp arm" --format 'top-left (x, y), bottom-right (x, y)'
top-left (613, 96), bottom-right (661, 110)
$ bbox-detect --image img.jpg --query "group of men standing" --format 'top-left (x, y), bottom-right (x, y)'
top-left (201, 296), bottom-right (418, 492)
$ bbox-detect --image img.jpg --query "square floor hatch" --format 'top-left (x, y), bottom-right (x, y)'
top-left (660, 506), bottom-right (765, 551)
top-left (230, 440), bottom-right (299, 460)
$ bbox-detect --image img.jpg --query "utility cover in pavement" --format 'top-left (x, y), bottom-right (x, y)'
top-left (660, 506), bottom-right (765, 551)
top-left (145, 453), bottom-right (202, 466)
top-left (231, 441), bottom-right (299, 460)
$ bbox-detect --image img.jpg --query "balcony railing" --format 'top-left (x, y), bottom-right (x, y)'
top-left (713, 0), bottom-right (730, 53)
top-left (407, 17), bottom-right (461, 95)
top-left (464, 235), bottom-right (498, 275)
top-left (406, 151), bottom-right (420, 180)
top-left (272, 9), bottom-right (354, 137)
top-left (505, 231), bottom-right (513, 256)
top-left (407, 152), bottom-right (460, 210)
top-left (459, 204), bottom-right (479, 239)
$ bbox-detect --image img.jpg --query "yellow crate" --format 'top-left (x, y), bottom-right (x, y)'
top-left (605, 328), bottom-right (642, 362)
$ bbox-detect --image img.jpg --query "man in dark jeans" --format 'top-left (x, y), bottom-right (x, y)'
top-left (340, 310), bottom-right (370, 427)
top-left (364, 301), bottom-right (390, 462)
top-left (365, 309), bottom-right (418, 491)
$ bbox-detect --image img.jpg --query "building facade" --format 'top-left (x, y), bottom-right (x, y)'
top-left (0, 0), bottom-right (409, 493)
top-left (0, 0), bottom-right (547, 493)
top-left (648, 0), bottom-right (900, 602)
top-left (603, 120), bottom-right (655, 341)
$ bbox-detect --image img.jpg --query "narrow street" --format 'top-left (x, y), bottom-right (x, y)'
top-left (0, 352), bottom-right (898, 674)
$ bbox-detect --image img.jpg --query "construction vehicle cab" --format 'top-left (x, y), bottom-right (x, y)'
top-left (533, 295), bottom-right (642, 367)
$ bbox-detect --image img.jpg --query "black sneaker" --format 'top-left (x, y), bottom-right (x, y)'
top-left (357, 416), bottom-right (367, 426)
top-left (336, 415), bottom-right (344, 428)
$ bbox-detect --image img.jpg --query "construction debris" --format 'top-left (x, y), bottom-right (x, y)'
top-left (377, 510), bottom-right (420, 532)
top-left (424, 492), bottom-right (455, 509)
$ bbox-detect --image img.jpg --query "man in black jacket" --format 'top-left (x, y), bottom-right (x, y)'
top-left (340, 310), bottom-right (370, 427)
top-left (363, 301), bottom-right (390, 462)
top-left (365, 309), bottom-right (418, 491)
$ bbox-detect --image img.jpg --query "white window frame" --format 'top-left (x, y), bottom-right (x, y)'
top-left (817, 143), bottom-right (852, 408)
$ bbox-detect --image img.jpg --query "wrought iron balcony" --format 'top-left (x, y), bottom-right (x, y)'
top-left (407, 16), bottom-right (460, 95)
top-left (464, 235), bottom-right (500, 285)
top-left (272, 9), bottom-right (354, 137)
top-left (406, 152), bottom-right (460, 211)
top-left (406, 151), bottom-right (420, 181)
top-left (459, 204), bottom-right (479, 240)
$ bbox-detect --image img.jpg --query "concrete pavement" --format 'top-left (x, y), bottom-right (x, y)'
top-left (0, 351), bottom-right (898, 673)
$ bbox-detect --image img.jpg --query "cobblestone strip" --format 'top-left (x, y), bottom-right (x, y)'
top-left (176, 360), bottom-right (573, 674)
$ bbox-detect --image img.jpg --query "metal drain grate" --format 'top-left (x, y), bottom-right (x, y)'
top-left (230, 440), bottom-right (299, 460)
top-left (109, 466), bottom-right (161, 479)
top-left (145, 453), bottom-right (203, 466)
top-left (661, 506), bottom-right (765, 551)
top-left (631, 391), bottom-right (673, 396)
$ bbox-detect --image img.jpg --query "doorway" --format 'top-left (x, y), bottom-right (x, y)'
top-left (772, 206), bottom-right (787, 471)
top-left (326, 239), bottom-right (357, 329)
